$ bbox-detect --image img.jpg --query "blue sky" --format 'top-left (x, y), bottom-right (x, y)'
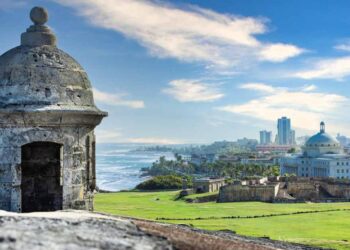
top-left (2, 0), bottom-right (350, 144)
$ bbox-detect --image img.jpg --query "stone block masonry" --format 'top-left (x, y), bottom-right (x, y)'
top-left (0, 7), bottom-right (107, 212)
top-left (218, 183), bottom-right (279, 202)
top-left (0, 210), bottom-right (324, 250)
top-left (218, 177), bottom-right (350, 203)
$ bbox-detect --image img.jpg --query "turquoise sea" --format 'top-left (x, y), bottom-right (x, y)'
top-left (96, 143), bottom-right (174, 191)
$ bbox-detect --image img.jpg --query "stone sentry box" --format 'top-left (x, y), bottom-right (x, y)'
top-left (0, 7), bottom-right (107, 212)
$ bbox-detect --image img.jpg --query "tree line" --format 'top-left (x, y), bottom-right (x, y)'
top-left (142, 154), bottom-right (280, 179)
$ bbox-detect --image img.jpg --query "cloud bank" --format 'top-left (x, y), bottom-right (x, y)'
top-left (219, 83), bottom-right (350, 133)
top-left (54, 0), bottom-right (303, 68)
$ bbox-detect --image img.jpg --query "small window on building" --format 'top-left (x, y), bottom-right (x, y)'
top-left (342, 169), bottom-right (345, 173)
top-left (337, 169), bottom-right (340, 173)
top-left (342, 162), bottom-right (344, 165)
top-left (346, 169), bottom-right (349, 173)
top-left (337, 162), bottom-right (340, 165)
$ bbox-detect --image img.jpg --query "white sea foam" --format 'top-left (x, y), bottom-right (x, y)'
top-left (96, 144), bottom-right (174, 191)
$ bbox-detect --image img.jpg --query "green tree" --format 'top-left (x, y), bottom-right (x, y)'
top-left (288, 148), bottom-right (296, 153)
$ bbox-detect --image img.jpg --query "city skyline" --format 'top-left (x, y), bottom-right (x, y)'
top-left (259, 117), bottom-right (296, 145)
top-left (260, 130), bottom-right (272, 145)
top-left (3, 1), bottom-right (350, 144)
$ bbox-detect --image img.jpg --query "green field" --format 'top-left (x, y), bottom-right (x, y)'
top-left (95, 191), bottom-right (350, 250)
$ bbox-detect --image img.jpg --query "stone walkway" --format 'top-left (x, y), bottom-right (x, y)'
top-left (0, 210), bottom-right (327, 250)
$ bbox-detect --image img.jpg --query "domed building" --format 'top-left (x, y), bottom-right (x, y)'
top-left (0, 7), bottom-right (107, 212)
top-left (280, 122), bottom-right (350, 179)
top-left (303, 122), bottom-right (342, 157)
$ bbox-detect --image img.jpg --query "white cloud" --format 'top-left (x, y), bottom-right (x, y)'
top-left (93, 88), bottom-right (145, 109)
top-left (126, 137), bottom-right (183, 144)
top-left (259, 43), bottom-right (304, 62)
top-left (292, 56), bottom-right (350, 80)
top-left (218, 83), bottom-right (350, 133)
top-left (163, 79), bottom-right (224, 102)
top-left (239, 83), bottom-right (276, 93)
top-left (334, 42), bottom-right (350, 52)
top-left (302, 84), bottom-right (317, 92)
top-left (53, 0), bottom-right (303, 68)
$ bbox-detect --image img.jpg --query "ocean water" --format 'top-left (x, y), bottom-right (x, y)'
top-left (96, 143), bottom-right (174, 191)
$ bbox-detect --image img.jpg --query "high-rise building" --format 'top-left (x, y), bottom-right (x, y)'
top-left (277, 117), bottom-right (291, 145)
top-left (259, 130), bottom-right (272, 145)
top-left (289, 130), bottom-right (296, 145)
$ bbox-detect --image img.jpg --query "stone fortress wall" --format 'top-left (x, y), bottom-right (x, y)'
top-left (0, 127), bottom-right (97, 212)
top-left (218, 183), bottom-right (279, 202)
top-left (218, 176), bottom-right (350, 203)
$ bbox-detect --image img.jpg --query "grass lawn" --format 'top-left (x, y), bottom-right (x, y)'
top-left (95, 191), bottom-right (350, 250)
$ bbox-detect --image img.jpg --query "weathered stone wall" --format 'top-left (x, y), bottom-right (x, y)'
top-left (0, 125), bottom-right (96, 212)
top-left (286, 182), bottom-right (319, 200)
top-left (0, 45), bottom-right (95, 109)
top-left (0, 7), bottom-right (106, 212)
top-left (217, 177), bottom-right (350, 203)
top-left (209, 181), bottom-right (225, 193)
top-left (193, 182), bottom-right (210, 193)
top-left (0, 210), bottom-right (322, 250)
top-left (283, 178), bottom-right (350, 200)
top-left (218, 184), bottom-right (279, 202)
top-left (320, 182), bottom-right (350, 198)
top-left (194, 180), bottom-right (225, 193)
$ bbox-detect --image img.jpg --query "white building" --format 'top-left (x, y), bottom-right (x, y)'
top-left (280, 122), bottom-right (350, 179)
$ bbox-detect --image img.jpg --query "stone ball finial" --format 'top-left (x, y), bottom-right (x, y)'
top-left (30, 7), bottom-right (49, 25)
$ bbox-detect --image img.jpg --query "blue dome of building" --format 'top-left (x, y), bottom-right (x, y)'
top-left (306, 122), bottom-right (339, 146)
